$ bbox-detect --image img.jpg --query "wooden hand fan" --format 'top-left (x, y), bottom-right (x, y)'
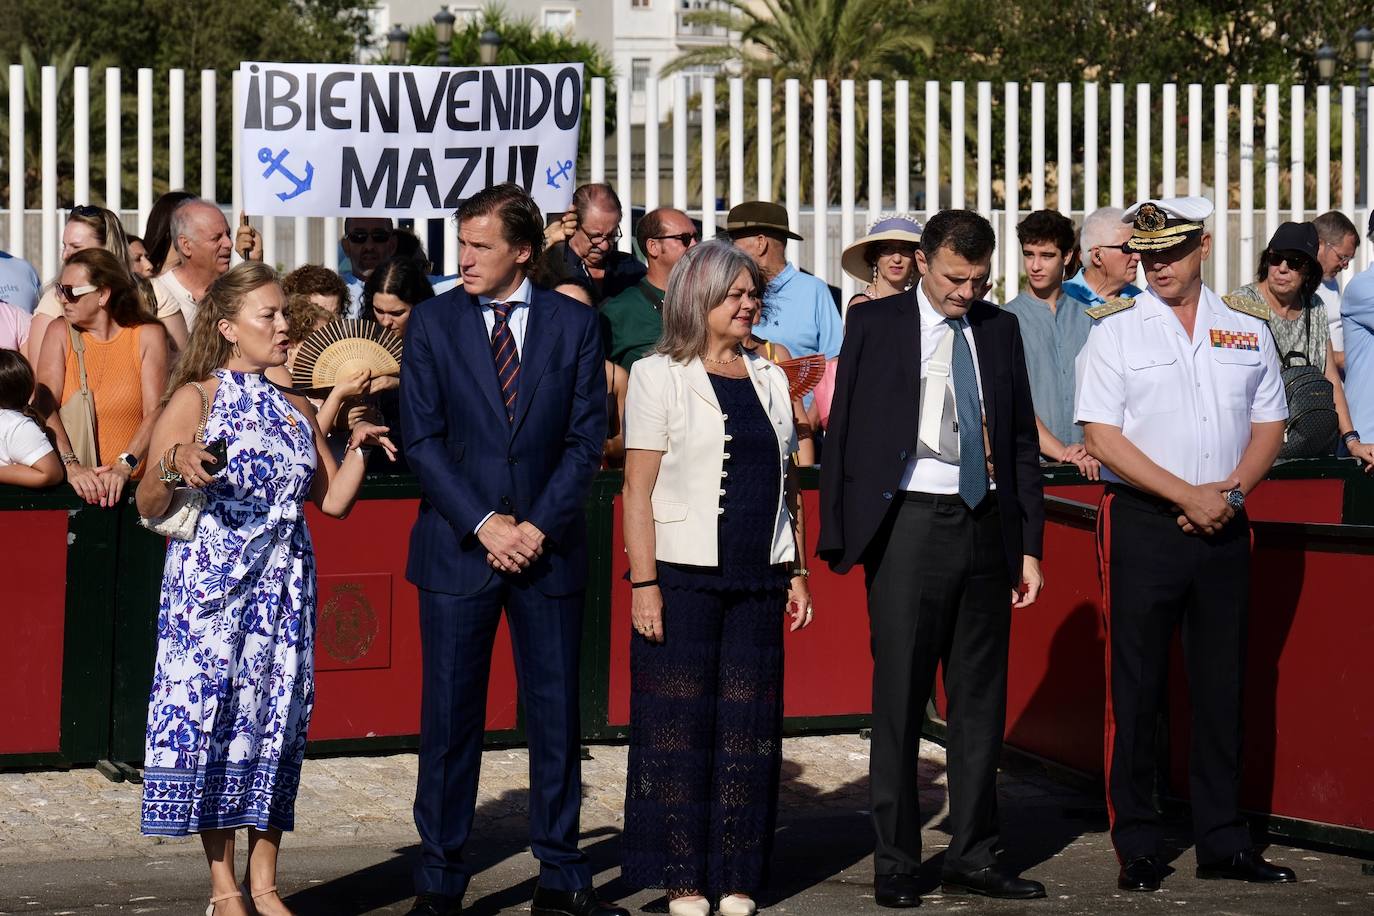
top-left (290, 319), bottom-right (403, 391)
top-left (777, 354), bottom-right (828, 400)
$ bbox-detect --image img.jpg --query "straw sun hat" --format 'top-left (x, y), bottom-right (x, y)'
top-left (840, 214), bottom-right (924, 285)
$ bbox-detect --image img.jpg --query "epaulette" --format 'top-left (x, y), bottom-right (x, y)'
top-left (1085, 296), bottom-right (1135, 320)
top-left (1222, 293), bottom-right (1270, 321)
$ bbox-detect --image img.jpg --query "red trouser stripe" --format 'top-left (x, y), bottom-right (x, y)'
top-left (1096, 491), bottom-right (1120, 859)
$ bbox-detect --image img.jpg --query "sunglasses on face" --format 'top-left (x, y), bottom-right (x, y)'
top-left (1095, 243), bottom-right (1135, 254)
top-left (651, 232), bottom-right (699, 247)
top-left (1270, 251), bottom-right (1313, 272)
top-left (348, 228), bottom-right (392, 244)
top-left (56, 283), bottom-right (98, 303)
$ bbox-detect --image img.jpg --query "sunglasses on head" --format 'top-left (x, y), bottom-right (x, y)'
top-left (348, 228), bottom-right (392, 244)
top-left (69, 204), bottom-right (103, 219)
top-left (651, 231), bottom-right (698, 246)
top-left (56, 283), bottom-right (98, 303)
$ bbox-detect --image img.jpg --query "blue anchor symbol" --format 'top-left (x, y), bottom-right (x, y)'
top-left (258, 147), bottom-right (315, 202)
top-left (545, 159), bottom-right (573, 190)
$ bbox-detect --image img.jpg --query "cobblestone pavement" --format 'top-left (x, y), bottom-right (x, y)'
top-left (3, 735), bottom-right (1372, 914)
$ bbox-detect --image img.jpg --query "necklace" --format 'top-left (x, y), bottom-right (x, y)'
top-left (702, 346), bottom-right (741, 365)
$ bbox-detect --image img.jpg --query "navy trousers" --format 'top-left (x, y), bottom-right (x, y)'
top-left (413, 580), bottom-right (591, 898)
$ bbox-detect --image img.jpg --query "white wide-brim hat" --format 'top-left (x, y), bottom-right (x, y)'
top-left (841, 215), bottom-right (924, 284)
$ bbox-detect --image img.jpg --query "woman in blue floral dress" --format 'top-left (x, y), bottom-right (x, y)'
top-left (135, 262), bottom-right (393, 916)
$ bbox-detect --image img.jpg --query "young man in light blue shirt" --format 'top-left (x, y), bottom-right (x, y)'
top-left (0, 249), bottom-right (40, 314)
top-left (1342, 213), bottom-right (1374, 453)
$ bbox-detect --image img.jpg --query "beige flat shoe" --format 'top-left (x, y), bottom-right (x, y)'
top-left (719, 893), bottom-right (757, 915)
top-left (667, 896), bottom-right (712, 916)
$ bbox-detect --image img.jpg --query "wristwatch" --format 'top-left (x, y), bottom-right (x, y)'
top-left (117, 452), bottom-right (140, 471)
top-left (1223, 487), bottom-right (1245, 511)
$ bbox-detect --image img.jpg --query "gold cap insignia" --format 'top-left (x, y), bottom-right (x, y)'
top-left (1135, 203), bottom-right (1167, 232)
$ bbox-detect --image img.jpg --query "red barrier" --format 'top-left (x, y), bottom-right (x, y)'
top-left (0, 511), bottom-right (68, 755)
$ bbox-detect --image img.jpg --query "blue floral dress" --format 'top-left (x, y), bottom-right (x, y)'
top-left (141, 369), bottom-right (318, 836)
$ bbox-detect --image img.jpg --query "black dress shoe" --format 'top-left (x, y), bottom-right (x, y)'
top-left (1118, 856), bottom-right (1162, 892)
top-left (1196, 849), bottom-right (1297, 883)
top-left (873, 873), bottom-right (921, 908)
top-left (530, 885), bottom-right (630, 916)
top-left (405, 893), bottom-right (462, 916)
top-left (941, 865), bottom-right (1046, 900)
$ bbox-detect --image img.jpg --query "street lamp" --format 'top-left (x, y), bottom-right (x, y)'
top-left (479, 28), bottom-right (502, 66)
top-left (387, 25), bottom-right (409, 65)
top-left (434, 6), bottom-right (456, 67)
top-left (1317, 45), bottom-right (1337, 82)
top-left (1357, 27), bottom-right (1373, 206)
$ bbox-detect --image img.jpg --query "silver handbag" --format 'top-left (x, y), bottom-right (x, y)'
top-left (139, 381), bottom-right (211, 541)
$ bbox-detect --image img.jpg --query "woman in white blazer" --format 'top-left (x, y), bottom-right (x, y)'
top-left (619, 240), bottom-right (813, 916)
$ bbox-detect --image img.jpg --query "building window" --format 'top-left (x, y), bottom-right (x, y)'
top-left (631, 58), bottom-right (651, 95)
top-left (632, 0), bottom-right (651, 7)
top-left (543, 8), bottom-right (575, 32)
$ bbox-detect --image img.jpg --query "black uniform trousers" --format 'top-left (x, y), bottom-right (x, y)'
top-left (1097, 484), bottom-right (1253, 865)
top-left (864, 491), bottom-right (1010, 876)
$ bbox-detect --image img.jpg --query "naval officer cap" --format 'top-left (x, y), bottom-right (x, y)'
top-left (1121, 196), bottom-right (1213, 252)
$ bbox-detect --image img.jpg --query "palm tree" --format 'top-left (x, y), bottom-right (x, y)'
top-left (663, 0), bottom-right (937, 204)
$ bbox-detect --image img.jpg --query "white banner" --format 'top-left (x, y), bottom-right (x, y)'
top-left (237, 62), bottom-right (583, 218)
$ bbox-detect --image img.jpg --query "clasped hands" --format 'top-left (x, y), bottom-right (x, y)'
top-left (66, 460), bottom-right (132, 507)
top-left (479, 514), bottom-right (545, 574)
top-left (1173, 478), bottom-right (1240, 536)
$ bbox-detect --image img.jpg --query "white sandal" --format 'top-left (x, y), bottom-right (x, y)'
top-left (719, 893), bottom-right (757, 916)
top-left (667, 896), bottom-right (712, 916)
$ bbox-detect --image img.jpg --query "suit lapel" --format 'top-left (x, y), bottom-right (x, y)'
top-left (895, 289), bottom-right (921, 404)
top-left (511, 288), bottom-right (561, 434)
top-left (456, 292), bottom-right (508, 422)
top-left (968, 304), bottom-right (998, 439)
top-left (684, 358), bottom-right (722, 412)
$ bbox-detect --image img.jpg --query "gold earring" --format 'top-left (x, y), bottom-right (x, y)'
top-left (231, 341), bottom-right (241, 359)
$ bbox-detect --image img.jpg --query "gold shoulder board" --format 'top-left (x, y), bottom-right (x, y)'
top-left (1085, 296), bottom-right (1135, 320)
top-left (1222, 293), bottom-right (1270, 321)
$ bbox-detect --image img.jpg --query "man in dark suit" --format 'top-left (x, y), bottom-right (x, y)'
top-left (818, 209), bottom-right (1047, 907)
top-left (400, 183), bottom-right (624, 916)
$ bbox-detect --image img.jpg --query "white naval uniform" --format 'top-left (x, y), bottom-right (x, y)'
top-left (1074, 285), bottom-right (1288, 485)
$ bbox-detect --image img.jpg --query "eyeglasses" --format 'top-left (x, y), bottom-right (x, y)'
top-left (578, 226), bottom-right (622, 247)
top-left (1320, 241), bottom-right (1354, 268)
top-left (56, 283), bottom-right (98, 302)
top-left (1095, 243), bottom-right (1135, 254)
top-left (650, 232), bottom-right (699, 247)
top-left (347, 228), bottom-right (393, 244)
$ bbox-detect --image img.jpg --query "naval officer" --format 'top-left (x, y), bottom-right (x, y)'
top-left (1075, 196), bottom-right (1296, 892)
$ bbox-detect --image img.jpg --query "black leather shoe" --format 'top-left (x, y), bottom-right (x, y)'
top-left (941, 865), bottom-right (1046, 900)
top-left (1117, 856), bottom-right (1162, 892)
top-left (530, 885), bottom-right (630, 916)
top-left (1196, 849), bottom-right (1297, 883)
top-left (405, 893), bottom-right (462, 916)
top-left (873, 873), bottom-right (921, 908)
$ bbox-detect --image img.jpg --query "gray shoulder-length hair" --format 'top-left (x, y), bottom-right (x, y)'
top-left (655, 238), bottom-right (763, 363)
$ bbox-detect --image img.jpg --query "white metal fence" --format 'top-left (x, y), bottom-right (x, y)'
top-left (6, 67), bottom-right (1374, 303)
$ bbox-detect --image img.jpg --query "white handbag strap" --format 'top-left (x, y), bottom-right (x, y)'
top-left (918, 324), bottom-right (955, 453)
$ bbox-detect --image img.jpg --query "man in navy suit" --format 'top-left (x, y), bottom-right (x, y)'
top-left (400, 183), bottom-right (624, 916)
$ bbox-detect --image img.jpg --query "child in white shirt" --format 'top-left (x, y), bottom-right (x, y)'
top-left (0, 348), bottom-right (62, 487)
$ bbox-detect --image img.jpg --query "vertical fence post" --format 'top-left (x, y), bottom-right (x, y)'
top-left (1030, 82), bottom-right (1045, 212)
top-left (9, 65), bottom-right (25, 257)
top-left (1161, 83), bottom-right (1176, 196)
top-left (1365, 85), bottom-right (1374, 231)
top-left (1239, 84), bottom-right (1256, 282)
top-left (895, 80), bottom-right (910, 213)
top-left (1291, 84), bottom-right (1305, 221)
top-left (1342, 86), bottom-right (1356, 217)
top-left (1214, 84), bottom-right (1230, 296)
top-left (951, 81), bottom-right (966, 209)
top-left (703, 76), bottom-right (718, 241)
top-left (323, 217), bottom-right (339, 273)
top-left (757, 77), bottom-right (773, 201)
top-left (105, 68), bottom-right (121, 215)
top-left (590, 77), bottom-right (605, 185)
top-left (1135, 83), bottom-right (1151, 202)
top-left (1187, 84), bottom-right (1202, 197)
top-left (976, 82), bottom-right (992, 219)
top-left (168, 69), bottom-right (185, 192)
top-left (41, 66), bottom-right (57, 280)
top-left (729, 78), bottom-right (744, 208)
top-left (1316, 84), bottom-right (1331, 215)
top-left (812, 79), bottom-right (828, 285)
top-left (231, 70), bottom-right (243, 259)
top-left (924, 80), bottom-right (939, 218)
top-left (784, 79), bottom-right (799, 263)
top-left (867, 80), bottom-right (882, 228)
top-left (1056, 81), bottom-right (1071, 215)
top-left (840, 80), bottom-right (856, 303)
top-left (137, 69), bottom-right (153, 234)
top-left (1109, 83), bottom-right (1124, 207)
top-left (672, 76), bottom-right (687, 212)
top-left (644, 77), bottom-right (659, 213)
top-left (73, 67), bottom-right (90, 207)
top-left (1004, 82), bottom-right (1019, 297)
top-left (1264, 83), bottom-right (1280, 242)
top-left (616, 76), bottom-right (632, 249)
top-left (201, 71), bottom-right (216, 202)
top-left (1083, 82), bottom-right (1098, 212)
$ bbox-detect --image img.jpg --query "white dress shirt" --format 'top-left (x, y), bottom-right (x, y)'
top-left (478, 276), bottom-right (533, 358)
top-left (1074, 284), bottom-right (1288, 486)
top-left (899, 281), bottom-right (990, 493)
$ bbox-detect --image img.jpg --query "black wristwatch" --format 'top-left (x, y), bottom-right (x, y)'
top-left (117, 452), bottom-right (140, 471)
top-left (1223, 488), bottom-right (1245, 511)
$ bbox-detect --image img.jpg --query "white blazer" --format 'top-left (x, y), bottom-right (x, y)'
top-left (624, 350), bottom-right (798, 567)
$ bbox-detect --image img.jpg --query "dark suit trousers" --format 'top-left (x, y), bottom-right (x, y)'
top-left (1098, 485), bottom-right (1252, 865)
top-left (413, 580), bottom-right (591, 898)
top-left (864, 492), bottom-right (1010, 876)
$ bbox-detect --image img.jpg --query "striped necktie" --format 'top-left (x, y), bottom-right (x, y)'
top-left (947, 318), bottom-right (988, 509)
top-left (490, 301), bottom-right (520, 422)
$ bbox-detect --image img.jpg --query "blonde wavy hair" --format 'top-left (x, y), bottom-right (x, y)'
top-left (163, 261), bottom-right (279, 404)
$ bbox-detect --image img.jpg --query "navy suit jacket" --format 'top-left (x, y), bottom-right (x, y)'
top-left (400, 282), bottom-right (608, 597)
